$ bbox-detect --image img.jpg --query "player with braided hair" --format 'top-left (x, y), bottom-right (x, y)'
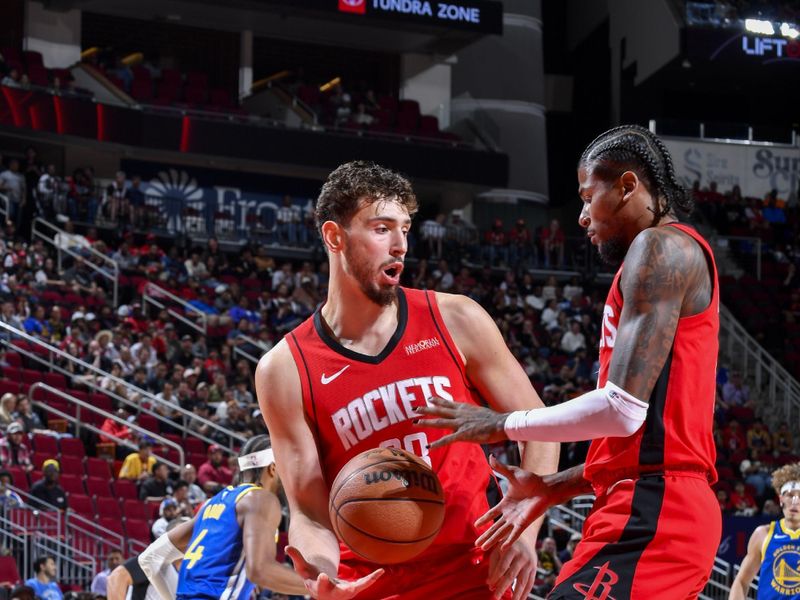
top-left (418, 124), bottom-right (721, 598)
top-left (729, 463), bottom-right (800, 599)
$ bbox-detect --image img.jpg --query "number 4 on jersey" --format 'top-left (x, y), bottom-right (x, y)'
top-left (184, 528), bottom-right (209, 569)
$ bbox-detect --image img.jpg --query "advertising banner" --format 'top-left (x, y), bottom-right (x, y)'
top-left (662, 137), bottom-right (800, 200)
top-left (120, 159), bottom-right (320, 236)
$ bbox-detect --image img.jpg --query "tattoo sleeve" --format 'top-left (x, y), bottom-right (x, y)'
top-left (607, 227), bottom-right (709, 401)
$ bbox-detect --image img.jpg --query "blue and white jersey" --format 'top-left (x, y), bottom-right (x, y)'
top-left (176, 483), bottom-right (260, 600)
top-left (759, 519), bottom-right (800, 599)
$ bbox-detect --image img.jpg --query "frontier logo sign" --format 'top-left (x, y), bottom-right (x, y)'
top-left (338, 0), bottom-right (366, 14)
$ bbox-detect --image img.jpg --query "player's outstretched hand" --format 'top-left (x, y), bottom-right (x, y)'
top-left (475, 456), bottom-right (553, 551)
top-left (487, 539), bottom-right (538, 600)
top-left (286, 546), bottom-right (384, 600)
top-left (413, 396), bottom-right (510, 448)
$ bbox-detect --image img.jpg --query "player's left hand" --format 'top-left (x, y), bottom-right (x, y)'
top-left (413, 396), bottom-right (510, 448)
top-left (487, 538), bottom-right (537, 600)
top-left (286, 546), bottom-right (384, 600)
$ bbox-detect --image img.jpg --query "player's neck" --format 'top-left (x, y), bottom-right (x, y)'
top-left (783, 517), bottom-right (800, 531)
top-left (322, 273), bottom-right (399, 343)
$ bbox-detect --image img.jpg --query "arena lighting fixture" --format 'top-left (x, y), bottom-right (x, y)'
top-left (744, 18), bottom-right (775, 35)
top-left (320, 77), bottom-right (342, 92)
top-left (780, 22), bottom-right (800, 39)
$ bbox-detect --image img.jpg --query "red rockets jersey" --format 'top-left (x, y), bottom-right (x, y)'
top-left (585, 223), bottom-right (719, 485)
top-left (286, 287), bottom-right (495, 561)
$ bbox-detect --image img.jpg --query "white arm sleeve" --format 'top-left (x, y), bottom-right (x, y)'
top-left (504, 381), bottom-right (648, 442)
top-left (138, 533), bottom-right (184, 600)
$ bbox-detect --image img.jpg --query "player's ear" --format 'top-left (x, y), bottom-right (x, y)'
top-left (321, 221), bottom-right (344, 254)
top-left (619, 171), bottom-right (638, 201)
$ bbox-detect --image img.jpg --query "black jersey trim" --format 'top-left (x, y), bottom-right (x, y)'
top-left (423, 290), bottom-right (475, 392)
top-left (549, 477), bottom-right (666, 599)
top-left (639, 347), bottom-right (673, 466)
top-left (312, 288), bottom-right (408, 365)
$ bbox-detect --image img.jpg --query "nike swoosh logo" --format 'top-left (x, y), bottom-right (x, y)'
top-left (321, 365), bottom-right (350, 385)
top-left (775, 534), bottom-right (788, 539)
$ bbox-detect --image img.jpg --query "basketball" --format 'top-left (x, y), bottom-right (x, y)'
top-left (328, 447), bottom-right (445, 564)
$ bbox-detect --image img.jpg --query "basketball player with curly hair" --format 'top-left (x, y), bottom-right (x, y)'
top-left (257, 161), bottom-right (559, 599)
top-left (418, 125), bottom-right (722, 599)
top-left (730, 463), bottom-right (800, 599)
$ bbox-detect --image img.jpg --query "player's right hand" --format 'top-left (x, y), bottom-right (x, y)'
top-left (474, 456), bottom-right (553, 551)
top-left (286, 546), bottom-right (384, 600)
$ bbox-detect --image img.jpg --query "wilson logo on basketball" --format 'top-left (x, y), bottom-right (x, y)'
top-left (338, 0), bottom-right (366, 14)
top-left (364, 469), bottom-right (440, 494)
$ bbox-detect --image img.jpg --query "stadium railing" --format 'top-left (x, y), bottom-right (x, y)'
top-left (29, 382), bottom-right (186, 471)
top-left (232, 333), bottom-right (272, 366)
top-left (31, 217), bottom-right (120, 306)
top-left (142, 281), bottom-right (208, 335)
top-left (0, 321), bottom-right (246, 454)
top-left (720, 304), bottom-right (800, 440)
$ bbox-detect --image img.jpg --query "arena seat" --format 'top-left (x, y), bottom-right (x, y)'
top-left (0, 556), bottom-right (22, 587)
top-left (122, 499), bottom-right (148, 521)
top-left (68, 493), bottom-right (95, 518)
top-left (96, 496), bottom-right (123, 520)
top-left (61, 437), bottom-right (87, 459)
top-left (86, 477), bottom-right (114, 498)
top-left (86, 457), bottom-right (112, 480)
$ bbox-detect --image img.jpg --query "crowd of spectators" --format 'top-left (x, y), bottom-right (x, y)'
top-left (0, 148), bottom-right (798, 595)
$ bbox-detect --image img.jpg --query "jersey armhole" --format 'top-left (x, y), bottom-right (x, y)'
top-left (761, 521), bottom-right (776, 561)
top-left (286, 332), bottom-right (320, 434)
top-left (423, 291), bottom-right (476, 392)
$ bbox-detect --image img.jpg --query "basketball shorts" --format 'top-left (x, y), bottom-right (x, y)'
top-left (338, 545), bottom-right (514, 600)
top-left (548, 472), bottom-right (721, 600)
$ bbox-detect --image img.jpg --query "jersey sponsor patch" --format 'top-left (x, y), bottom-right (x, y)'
top-left (404, 337), bottom-right (441, 355)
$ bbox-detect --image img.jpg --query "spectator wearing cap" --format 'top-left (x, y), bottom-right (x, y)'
top-left (179, 464), bottom-right (207, 506)
top-left (151, 497), bottom-right (179, 538)
top-left (118, 440), bottom-right (156, 481)
top-left (139, 461), bottom-right (174, 501)
top-left (0, 422), bottom-right (34, 472)
top-left (0, 469), bottom-right (24, 508)
top-left (30, 459), bottom-right (67, 510)
top-left (197, 445), bottom-right (232, 494)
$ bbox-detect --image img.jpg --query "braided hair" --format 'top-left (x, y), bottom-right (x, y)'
top-left (579, 124), bottom-right (693, 223)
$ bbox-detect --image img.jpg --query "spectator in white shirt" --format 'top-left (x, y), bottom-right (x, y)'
top-left (54, 220), bottom-right (90, 252)
top-left (541, 299), bottom-right (561, 331)
top-left (560, 320), bottom-right (587, 354)
top-left (183, 251), bottom-right (209, 279)
top-left (420, 213), bottom-right (447, 259)
top-left (276, 195), bottom-right (296, 245)
top-left (0, 159), bottom-right (26, 224)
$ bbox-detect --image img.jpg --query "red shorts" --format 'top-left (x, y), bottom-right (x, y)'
top-left (338, 545), bottom-right (513, 600)
top-left (548, 473), bottom-right (721, 600)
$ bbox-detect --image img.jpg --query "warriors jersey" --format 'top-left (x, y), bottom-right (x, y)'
top-left (176, 483), bottom-right (259, 600)
top-left (759, 519), bottom-right (800, 599)
top-left (584, 223), bottom-right (719, 485)
top-left (286, 287), bottom-right (495, 562)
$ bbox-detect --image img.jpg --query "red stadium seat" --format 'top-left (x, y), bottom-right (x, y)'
top-left (4, 352), bottom-right (21, 368)
top-left (125, 518), bottom-right (152, 545)
top-left (7, 466), bottom-right (29, 492)
top-left (42, 372), bottom-right (66, 389)
top-left (33, 433), bottom-right (59, 455)
top-left (59, 474), bottom-right (86, 495)
top-left (100, 516), bottom-right (125, 537)
top-left (86, 477), bottom-right (113, 498)
top-left (96, 496), bottom-right (123, 520)
top-left (114, 479), bottom-right (138, 500)
top-left (0, 379), bottom-right (20, 395)
top-left (60, 437), bottom-right (86, 459)
top-left (185, 437), bottom-right (206, 455)
top-left (59, 455), bottom-right (85, 477)
top-left (122, 499), bottom-right (148, 521)
top-left (0, 556), bottom-right (22, 587)
top-left (86, 457), bottom-right (112, 480)
top-left (68, 493), bottom-right (95, 517)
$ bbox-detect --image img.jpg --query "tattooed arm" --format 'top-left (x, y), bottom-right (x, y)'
top-left (608, 225), bottom-right (712, 397)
